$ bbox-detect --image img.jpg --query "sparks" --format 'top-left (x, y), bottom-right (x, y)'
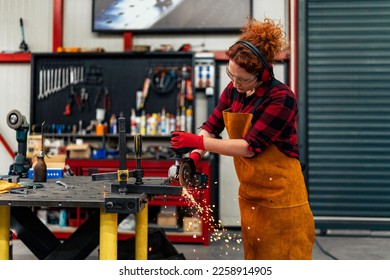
top-left (180, 185), bottom-right (244, 258)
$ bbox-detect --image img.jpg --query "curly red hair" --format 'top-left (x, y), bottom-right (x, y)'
top-left (226, 18), bottom-right (287, 75)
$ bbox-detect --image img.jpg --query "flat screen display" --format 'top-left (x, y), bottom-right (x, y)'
top-left (92, 0), bottom-right (253, 33)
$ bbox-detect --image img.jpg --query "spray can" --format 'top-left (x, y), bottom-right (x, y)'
top-left (165, 112), bottom-right (170, 134)
top-left (160, 107), bottom-right (166, 135)
top-left (109, 114), bottom-right (117, 134)
top-left (140, 110), bottom-right (146, 135)
top-left (130, 108), bottom-right (137, 135)
top-left (170, 114), bottom-right (176, 133)
top-left (180, 106), bottom-right (186, 131)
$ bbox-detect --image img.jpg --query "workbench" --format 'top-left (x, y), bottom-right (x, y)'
top-left (0, 176), bottom-right (156, 260)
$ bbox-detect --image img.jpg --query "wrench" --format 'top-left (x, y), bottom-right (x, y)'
top-left (56, 180), bottom-right (74, 189)
top-left (38, 69), bottom-right (44, 100)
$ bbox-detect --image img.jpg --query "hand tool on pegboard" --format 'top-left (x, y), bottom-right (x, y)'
top-left (185, 75), bottom-right (193, 101)
top-left (149, 67), bottom-right (178, 95)
top-left (37, 69), bottom-right (44, 100)
top-left (138, 69), bottom-right (152, 110)
top-left (93, 86), bottom-right (110, 110)
top-left (80, 88), bottom-right (90, 112)
top-left (74, 90), bottom-right (82, 110)
top-left (63, 86), bottom-right (76, 116)
top-left (103, 87), bottom-right (111, 110)
top-left (178, 66), bottom-right (187, 108)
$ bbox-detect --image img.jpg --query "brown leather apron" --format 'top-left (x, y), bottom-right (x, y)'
top-left (222, 109), bottom-right (315, 260)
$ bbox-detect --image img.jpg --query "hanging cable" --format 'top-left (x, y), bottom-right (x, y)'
top-left (314, 239), bottom-right (338, 260)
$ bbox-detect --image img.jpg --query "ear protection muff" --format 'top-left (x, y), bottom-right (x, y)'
top-left (235, 40), bottom-right (274, 81)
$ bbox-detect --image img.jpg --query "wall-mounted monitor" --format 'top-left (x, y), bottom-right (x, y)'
top-left (92, 0), bottom-right (253, 34)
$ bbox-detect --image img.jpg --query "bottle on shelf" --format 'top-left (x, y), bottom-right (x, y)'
top-left (109, 113), bottom-right (117, 134)
top-left (160, 107), bottom-right (167, 135)
top-left (170, 114), bottom-right (176, 133)
top-left (130, 108), bottom-right (137, 135)
top-left (186, 106), bottom-right (193, 132)
top-left (180, 106), bottom-right (186, 131)
top-left (140, 110), bottom-right (146, 136)
top-left (59, 209), bottom-right (68, 227)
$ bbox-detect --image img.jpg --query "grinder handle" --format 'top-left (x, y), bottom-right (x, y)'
top-left (134, 133), bottom-right (142, 159)
top-left (118, 117), bottom-right (127, 171)
top-left (134, 133), bottom-right (142, 170)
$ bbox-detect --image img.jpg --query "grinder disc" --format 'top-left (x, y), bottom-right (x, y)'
top-left (178, 158), bottom-right (195, 187)
top-left (7, 109), bottom-right (23, 129)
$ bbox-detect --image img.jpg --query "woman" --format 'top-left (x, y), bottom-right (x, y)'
top-left (171, 18), bottom-right (315, 260)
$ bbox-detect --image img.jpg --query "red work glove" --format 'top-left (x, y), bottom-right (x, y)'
top-left (189, 152), bottom-right (201, 167)
top-left (170, 131), bottom-right (205, 151)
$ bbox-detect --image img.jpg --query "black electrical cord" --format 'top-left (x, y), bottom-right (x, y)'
top-left (314, 238), bottom-right (338, 260)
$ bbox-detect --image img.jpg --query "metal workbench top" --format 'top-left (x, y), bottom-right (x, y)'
top-left (0, 176), bottom-right (112, 208)
top-left (0, 176), bottom-right (167, 209)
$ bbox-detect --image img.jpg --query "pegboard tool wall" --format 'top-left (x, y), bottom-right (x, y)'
top-left (30, 52), bottom-right (194, 132)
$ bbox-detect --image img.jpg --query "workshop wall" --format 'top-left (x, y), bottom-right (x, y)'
top-left (0, 0), bottom-right (288, 174)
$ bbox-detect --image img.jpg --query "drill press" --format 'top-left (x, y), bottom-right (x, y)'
top-left (6, 110), bottom-right (30, 178)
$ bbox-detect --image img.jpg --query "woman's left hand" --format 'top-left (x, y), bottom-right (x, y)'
top-left (170, 131), bottom-right (205, 150)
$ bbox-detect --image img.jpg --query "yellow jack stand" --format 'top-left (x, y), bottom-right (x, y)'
top-left (99, 209), bottom-right (118, 260)
top-left (0, 206), bottom-right (10, 260)
top-left (136, 203), bottom-right (148, 260)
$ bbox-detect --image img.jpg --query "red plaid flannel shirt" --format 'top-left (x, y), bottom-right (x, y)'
top-left (202, 80), bottom-right (299, 158)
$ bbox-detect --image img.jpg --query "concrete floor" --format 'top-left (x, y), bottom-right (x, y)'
top-left (9, 229), bottom-right (390, 260)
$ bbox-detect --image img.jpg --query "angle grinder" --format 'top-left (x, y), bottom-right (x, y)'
top-left (6, 109), bottom-right (31, 177)
top-left (168, 147), bottom-right (208, 188)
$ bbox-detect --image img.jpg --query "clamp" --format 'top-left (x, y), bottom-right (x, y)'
top-left (92, 117), bottom-right (182, 214)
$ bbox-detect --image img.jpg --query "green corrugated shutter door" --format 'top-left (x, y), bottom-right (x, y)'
top-left (306, 0), bottom-right (390, 228)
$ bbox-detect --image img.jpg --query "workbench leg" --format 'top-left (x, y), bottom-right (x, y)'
top-left (136, 203), bottom-right (148, 260)
top-left (0, 206), bottom-right (10, 260)
top-left (99, 209), bottom-right (118, 260)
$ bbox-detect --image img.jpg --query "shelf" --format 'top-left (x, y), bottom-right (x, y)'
top-left (0, 52), bottom-right (31, 63)
top-left (43, 133), bottom-right (170, 139)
